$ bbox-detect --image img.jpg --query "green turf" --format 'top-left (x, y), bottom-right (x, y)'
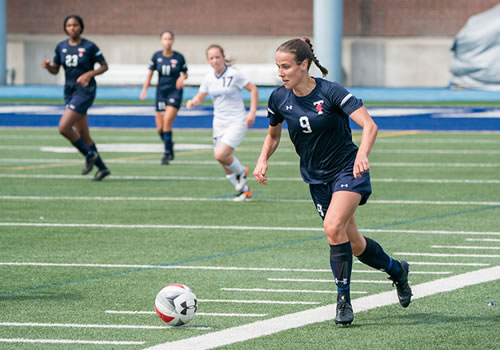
top-left (0, 127), bottom-right (499, 349)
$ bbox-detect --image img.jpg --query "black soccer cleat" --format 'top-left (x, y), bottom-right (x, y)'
top-left (168, 142), bottom-right (175, 161)
top-left (391, 260), bottom-right (413, 308)
top-left (161, 155), bottom-right (170, 165)
top-left (82, 151), bottom-right (98, 175)
top-left (335, 295), bottom-right (353, 325)
top-left (92, 168), bottom-right (111, 181)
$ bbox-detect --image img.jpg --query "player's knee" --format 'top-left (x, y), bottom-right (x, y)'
top-left (323, 220), bottom-right (345, 242)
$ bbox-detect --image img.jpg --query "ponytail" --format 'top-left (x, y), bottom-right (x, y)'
top-left (277, 37), bottom-right (329, 77)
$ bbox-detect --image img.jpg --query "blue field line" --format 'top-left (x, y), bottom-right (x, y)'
top-left (0, 235), bottom-right (326, 297)
top-left (2, 201), bottom-right (497, 297)
top-left (1, 105), bottom-right (500, 130)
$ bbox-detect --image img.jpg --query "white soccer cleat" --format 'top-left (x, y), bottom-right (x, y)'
top-left (233, 189), bottom-right (253, 202)
top-left (235, 167), bottom-right (249, 192)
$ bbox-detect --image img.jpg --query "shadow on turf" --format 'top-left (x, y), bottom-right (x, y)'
top-left (359, 312), bottom-right (496, 327)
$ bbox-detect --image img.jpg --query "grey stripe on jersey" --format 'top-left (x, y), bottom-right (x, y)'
top-left (340, 93), bottom-right (352, 107)
top-left (267, 107), bottom-right (275, 114)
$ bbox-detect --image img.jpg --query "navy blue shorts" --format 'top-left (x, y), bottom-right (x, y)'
top-left (155, 88), bottom-right (183, 111)
top-left (309, 162), bottom-right (372, 220)
top-left (64, 83), bottom-right (96, 115)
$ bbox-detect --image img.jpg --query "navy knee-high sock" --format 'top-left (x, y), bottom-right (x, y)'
top-left (158, 131), bottom-right (165, 142)
top-left (90, 144), bottom-right (107, 170)
top-left (162, 131), bottom-right (172, 155)
top-left (357, 236), bottom-right (402, 280)
top-left (330, 241), bottom-right (353, 303)
top-left (72, 138), bottom-right (92, 157)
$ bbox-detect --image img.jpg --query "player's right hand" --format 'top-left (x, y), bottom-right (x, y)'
top-left (186, 100), bottom-right (195, 109)
top-left (41, 59), bottom-right (50, 69)
top-left (253, 160), bottom-right (268, 185)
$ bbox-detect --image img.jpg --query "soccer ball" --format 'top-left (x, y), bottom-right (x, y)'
top-left (154, 284), bottom-right (198, 326)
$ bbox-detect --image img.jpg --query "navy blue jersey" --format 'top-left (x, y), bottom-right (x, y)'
top-left (267, 78), bottom-right (363, 184)
top-left (53, 38), bottom-right (105, 87)
top-left (148, 51), bottom-right (187, 94)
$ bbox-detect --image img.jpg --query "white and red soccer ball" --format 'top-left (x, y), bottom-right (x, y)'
top-left (154, 284), bottom-right (198, 326)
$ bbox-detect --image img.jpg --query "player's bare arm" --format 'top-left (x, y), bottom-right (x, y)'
top-left (254, 124), bottom-right (282, 185)
top-left (77, 61), bottom-right (108, 87)
top-left (349, 106), bottom-right (378, 178)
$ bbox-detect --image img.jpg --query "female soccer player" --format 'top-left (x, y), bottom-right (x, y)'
top-left (42, 15), bottom-right (110, 181)
top-left (253, 38), bottom-right (412, 325)
top-left (140, 31), bottom-right (188, 165)
top-left (186, 45), bottom-right (258, 201)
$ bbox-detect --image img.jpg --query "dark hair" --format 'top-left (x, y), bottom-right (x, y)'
top-left (206, 44), bottom-right (234, 66)
top-left (160, 30), bottom-right (174, 39)
top-left (277, 37), bottom-right (329, 77)
top-left (63, 15), bottom-right (84, 35)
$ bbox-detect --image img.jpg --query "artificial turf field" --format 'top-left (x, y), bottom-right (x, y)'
top-left (0, 126), bottom-right (499, 349)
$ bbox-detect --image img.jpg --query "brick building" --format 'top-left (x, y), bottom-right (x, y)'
top-left (6, 0), bottom-right (499, 86)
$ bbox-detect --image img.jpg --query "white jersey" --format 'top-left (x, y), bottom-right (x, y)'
top-left (200, 66), bottom-right (249, 122)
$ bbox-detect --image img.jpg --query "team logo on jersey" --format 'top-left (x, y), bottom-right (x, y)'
top-left (170, 59), bottom-right (178, 67)
top-left (157, 58), bottom-right (163, 62)
top-left (286, 105), bottom-right (293, 110)
top-left (62, 48), bottom-right (67, 53)
top-left (313, 100), bottom-right (324, 115)
top-left (78, 48), bottom-right (86, 57)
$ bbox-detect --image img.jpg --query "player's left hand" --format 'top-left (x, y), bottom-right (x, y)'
top-left (245, 112), bottom-right (256, 128)
top-left (353, 152), bottom-right (370, 178)
top-left (77, 72), bottom-right (92, 87)
top-left (176, 76), bottom-right (185, 90)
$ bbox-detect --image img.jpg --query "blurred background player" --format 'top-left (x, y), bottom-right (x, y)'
top-left (253, 38), bottom-right (412, 325)
top-left (140, 30), bottom-right (188, 165)
top-left (187, 44), bottom-right (258, 201)
top-left (41, 15), bottom-right (110, 181)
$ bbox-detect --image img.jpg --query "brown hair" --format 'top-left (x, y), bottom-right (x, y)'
top-left (277, 37), bottom-right (329, 77)
top-left (206, 44), bottom-right (234, 66)
top-left (160, 30), bottom-right (174, 39)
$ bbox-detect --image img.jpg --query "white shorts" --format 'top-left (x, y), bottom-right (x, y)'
top-left (213, 118), bottom-right (248, 150)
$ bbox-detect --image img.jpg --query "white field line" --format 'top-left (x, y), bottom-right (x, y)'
top-left (105, 311), bottom-right (267, 317)
top-left (373, 149), bottom-right (500, 155)
top-left (220, 288), bottom-right (367, 294)
top-left (2, 195), bottom-right (500, 207)
top-left (0, 261), bottom-right (454, 275)
top-left (2, 135), bottom-right (499, 144)
top-left (2, 145), bottom-right (500, 155)
top-left (431, 245), bottom-right (500, 250)
top-left (1, 173), bottom-right (500, 184)
top-left (198, 299), bottom-right (320, 305)
top-left (145, 266), bottom-right (500, 350)
top-left (395, 252), bottom-right (500, 258)
top-left (465, 238), bottom-right (500, 242)
top-left (0, 338), bottom-right (144, 345)
top-left (0, 261), bottom-right (455, 274)
top-left (396, 261), bottom-right (489, 267)
top-left (375, 138), bottom-right (500, 145)
top-left (1, 158), bottom-right (499, 168)
top-left (361, 228), bottom-right (500, 236)
top-left (268, 278), bottom-right (392, 284)
top-left (0, 322), bottom-right (211, 330)
top-left (1, 222), bottom-right (500, 237)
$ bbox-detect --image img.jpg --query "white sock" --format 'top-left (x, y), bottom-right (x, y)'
top-left (226, 157), bottom-right (245, 175)
top-left (226, 173), bottom-right (238, 187)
